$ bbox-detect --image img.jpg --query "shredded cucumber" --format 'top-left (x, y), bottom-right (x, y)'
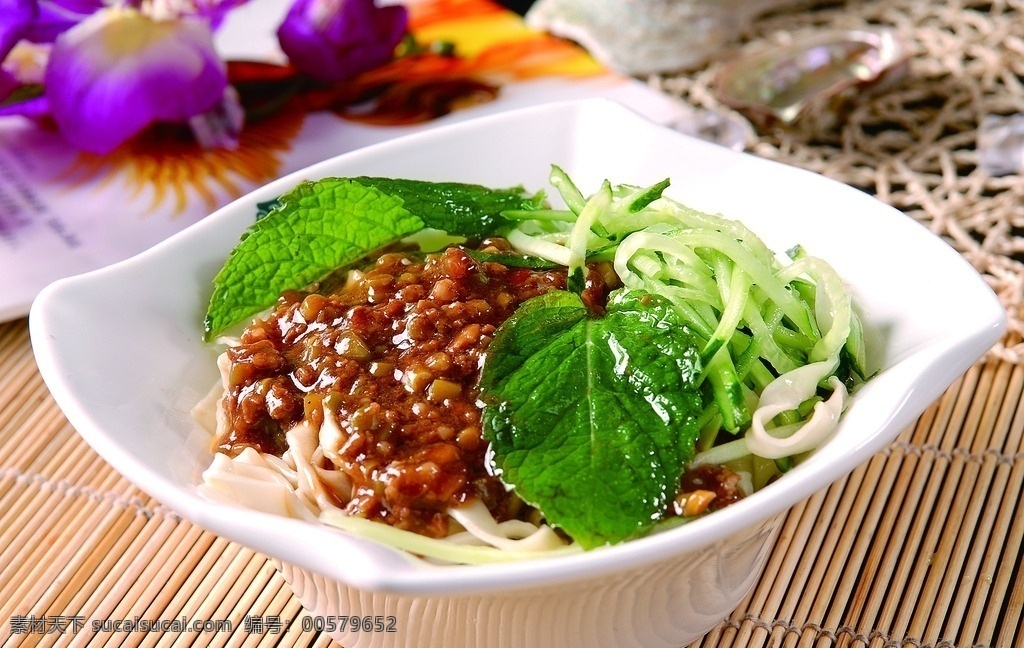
top-left (499, 165), bottom-right (867, 475)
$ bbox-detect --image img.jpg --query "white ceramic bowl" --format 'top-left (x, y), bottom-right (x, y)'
top-left (30, 99), bottom-right (1006, 648)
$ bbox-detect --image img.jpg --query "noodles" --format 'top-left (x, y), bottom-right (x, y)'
top-left (197, 347), bottom-right (576, 563)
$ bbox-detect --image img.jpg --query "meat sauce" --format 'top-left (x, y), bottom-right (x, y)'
top-left (217, 240), bottom-right (602, 537)
top-left (216, 239), bottom-right (743, 538)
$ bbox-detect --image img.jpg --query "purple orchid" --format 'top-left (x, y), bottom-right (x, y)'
top-left (277, 0), bottom-right (408, 83)
top-left (0, 0), bottom-right (36, 62)
top-left (0, 0), bottom-right (104, 58)
top-left (23, 0), bottom-right (106, 42)
top-left (42, 8), bottom-right (230, 153)
top-left (136, 0), bottom-right (251, 28)
top-left (0, 68), bottom-right (18, 99)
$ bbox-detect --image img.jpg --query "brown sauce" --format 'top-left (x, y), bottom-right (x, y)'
top-left (217, 241), bottom-right (574, 537)
top-left (676, 464), bottom-right (745, 513)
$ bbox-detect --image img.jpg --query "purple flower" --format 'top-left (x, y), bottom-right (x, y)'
top-left (277, 0), bottom-right (408, 83)
top-left (0, 0), bottom-right (102, 101)
top-left (0, 0), bottom-right (104, 54)
top-left (0, 68), bottom-right (18, 99)
top-left (131, 0), bottom-right (251, 28)
top-left (44, 8), bottom-right (229, 153)
top-left (0, 1), bottom-right (37, 103)
top-left (24, 0), bottom-right (105, 42)
top-left (0, 0), bottom-right (36, 59)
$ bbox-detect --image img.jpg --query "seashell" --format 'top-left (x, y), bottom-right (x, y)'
top-left (525, 0), bottom-right (808, 76)
top-left (713, 28), bottom-right (910, 125)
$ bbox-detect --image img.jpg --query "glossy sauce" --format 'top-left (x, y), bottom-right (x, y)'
top-left (217, 242), bottom-right (576, 537)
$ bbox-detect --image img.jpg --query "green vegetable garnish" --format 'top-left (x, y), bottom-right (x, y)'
top-left (352, 177), bottom-right (543, 237)
top-left (204, 179), bottom-right (423, 339)
top-left (203, 177), bottom-right (541, 339)
top-left (478, 290), bottom-right (703, 549)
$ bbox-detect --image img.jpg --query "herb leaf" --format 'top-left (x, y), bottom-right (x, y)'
top-left (204, 177), bottom-right (542, 339)
top-left (204, 178), bottom-right (424, 339)
top-left (354, 177), bottom-right (543, 236)
top-left (479, 289), bottom-right (703, 548)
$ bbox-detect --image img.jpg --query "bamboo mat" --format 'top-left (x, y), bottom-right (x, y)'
top-left (1, 313), bottom-right (1022, 648)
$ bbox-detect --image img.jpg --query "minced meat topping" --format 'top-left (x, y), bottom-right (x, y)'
top-left (216, 241), bottom-right (592, 537)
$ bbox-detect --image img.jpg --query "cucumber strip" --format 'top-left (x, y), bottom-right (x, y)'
top-left (748, 360), bottom-right (777, 390)
top-left (704, 347), bottom-right (750, 433)
top-left (614, 231), bottom-right (711, 279)
top-left (674, 229), bottom-right (816, 337)
top-left (502, 209), bottom-right (577, 222)
top-left (695, 407), bottom-right (724, 452)
top-left (665, 202), bottom-right (778, 263)
top-left (657, 261), bottom-right (721, 297)
top-left (844, 307), bottom-right (869, 379)
top-left (549, 165), bottom-right (587, 214)
top-left (584, 245), bottom-right (619, 263)
top-left (621, 178), bottom-right (670, 213)
top-left (731, 333), bottom-right (762, 381)
top-left (777, 256), bottom-right (851, 363)
top-left (506, 228), bottom-right (572, 266)
top-left (753, 455), bottom-right (782, 490)
top-left (771, 325), bottom-right (815, 353)
top-left (567, 181), bottom-right (612, 283)
top-left (743, 301), bottom-right (801, 374)
top-left (703, 263), bottom-right (750, 360)
top-left (690, 437), bottom-right (751, 467)
top-left (640, 278), bottom-right (717, 339)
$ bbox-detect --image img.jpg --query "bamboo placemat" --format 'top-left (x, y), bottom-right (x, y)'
top-left (1, 320), bottom-right (1022, 648)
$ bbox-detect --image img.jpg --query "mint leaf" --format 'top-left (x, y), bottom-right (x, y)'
top-left (479, 290), bottom-right (703, 549)
top-left (204, 179), bottom-right (424, 339)
top-left (478, 291), bottom-right (590, 391)
top-left (203, 176), bottom-right (546, 338)
top-left (354, 177), bottom-right (543, 236)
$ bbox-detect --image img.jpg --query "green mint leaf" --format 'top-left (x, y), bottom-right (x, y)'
top-left (204, 178), bottom-right (425, 339)
top-left (354, 177), bottom-right (543, 237)
top-left (478, 291), bottom-right (590, 391)
top-left (479, 289), bottom-right (703, 549)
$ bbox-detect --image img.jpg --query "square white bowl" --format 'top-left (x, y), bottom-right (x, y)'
top-left (29, 99), bottom-right (1006, 647)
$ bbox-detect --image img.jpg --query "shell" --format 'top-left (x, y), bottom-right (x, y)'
top-left (525, 0), bottom-right (808, 75)
top-left (712, 28), bottom-right (910, 125)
